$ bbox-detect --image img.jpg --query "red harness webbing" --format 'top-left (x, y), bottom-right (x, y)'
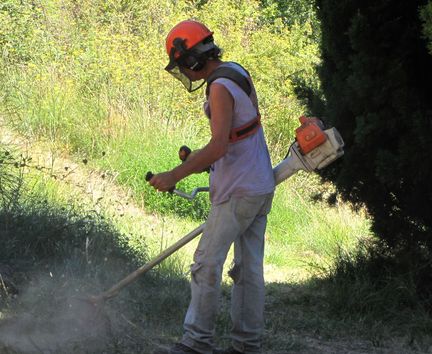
top-left (229, 115), bottom-right (261, 143)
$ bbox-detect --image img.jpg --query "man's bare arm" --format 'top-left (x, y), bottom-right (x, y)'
top-left (149, 83), bottom-right (233, 191)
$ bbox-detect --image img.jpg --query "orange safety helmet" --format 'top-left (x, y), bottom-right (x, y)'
top-left (165, 20), bottom-right (214, 60)
top-left (164, 20), bottom-right (218, 92)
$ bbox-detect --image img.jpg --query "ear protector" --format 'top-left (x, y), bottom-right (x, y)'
top-left (173, 38), bottom-right (206, 71)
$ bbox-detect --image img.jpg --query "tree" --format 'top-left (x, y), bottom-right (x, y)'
top-left (421, 1), bottom-right (432, 54)
top-left (314, 0), bottom-right (432, 300)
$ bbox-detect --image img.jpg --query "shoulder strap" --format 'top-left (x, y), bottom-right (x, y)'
top-left (206, 63), bottom-right (262, 144)
top-left (206, 64), bottom-right (252, 97)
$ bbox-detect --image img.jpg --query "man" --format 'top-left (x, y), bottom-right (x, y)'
top-left (149, 19), bottom-right (275, 354)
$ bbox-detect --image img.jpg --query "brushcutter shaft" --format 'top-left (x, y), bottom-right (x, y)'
top-left (95, 223), bottom-right (206, 302)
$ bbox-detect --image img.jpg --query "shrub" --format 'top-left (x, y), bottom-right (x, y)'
top-left (315, 0), bottom-right (432, 304)
top-left (421, 1), bottom-right (432, 54)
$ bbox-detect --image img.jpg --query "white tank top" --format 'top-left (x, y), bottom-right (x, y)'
top-left (204, 62), bottom-right (275, 205)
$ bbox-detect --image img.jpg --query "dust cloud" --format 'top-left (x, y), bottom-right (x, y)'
top-left (0, 273), bottom-right (112, 353)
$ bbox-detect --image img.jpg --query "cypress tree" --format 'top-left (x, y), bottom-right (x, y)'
top-left (314, 0), bottom-right (432, 298)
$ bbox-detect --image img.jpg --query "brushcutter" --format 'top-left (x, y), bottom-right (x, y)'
top-left (84, 116), bottom-right (344, 305)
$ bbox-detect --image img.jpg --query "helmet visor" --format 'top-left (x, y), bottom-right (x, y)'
top-left (165, 63), bottom-right (205, 93)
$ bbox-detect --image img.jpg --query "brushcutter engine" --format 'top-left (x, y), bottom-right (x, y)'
top-left (273, 116), bottom-right (344, 185)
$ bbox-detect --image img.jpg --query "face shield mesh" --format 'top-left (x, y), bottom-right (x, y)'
top-left (165, 40), bottom-right (216, 93)
top-left (165, 65), bottom-right (205, 93)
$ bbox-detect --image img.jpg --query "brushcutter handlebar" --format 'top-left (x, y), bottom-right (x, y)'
top-left (145, 171), bottom-right (209, 200)
top-left (145, 171), bottom-right (175, 194)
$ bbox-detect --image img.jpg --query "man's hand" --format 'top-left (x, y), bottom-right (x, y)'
top-left (148, 171), bottom-right (177, 192)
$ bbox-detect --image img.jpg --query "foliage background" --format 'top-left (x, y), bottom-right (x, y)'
top-left (421, 1), bottom-right (432, 54)
top-left (0, 0), bottom-right (322, 216)
top-left (0, 0), bottom-right (320, 152)
top-left (314, 0), bottom-right (432, 307)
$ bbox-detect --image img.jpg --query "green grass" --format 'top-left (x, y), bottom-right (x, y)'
top-left (1, 139), bottom-right (431, 354)
top-left (2, 72), bottom-right (368, 277)
top-left (266, 174), bottom-right (370, 276)
top-left (0, 83), bottom-right (368, 273)
top-left (1, 68), bottom-right (369, 273)
top-left (97, 113), bottom-right (212, 221)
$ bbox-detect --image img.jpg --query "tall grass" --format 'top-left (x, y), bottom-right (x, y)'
top-left (266, 174), bottom-right (370, 275)
top-left (4, 103), bottom-right (369, 275)
top-left (1, 78), bottom-right (369, 275)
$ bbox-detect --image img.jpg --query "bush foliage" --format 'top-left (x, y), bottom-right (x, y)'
top-left (0, 0), bottom-right (321, 220)
top-left (0, 0), bottom-right (320, 158)
top-left (315, 0), bottom-right (432, 304)
top-left (421, 1), bottom-right (432, 54)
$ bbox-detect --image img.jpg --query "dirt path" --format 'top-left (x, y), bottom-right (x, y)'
top-left (0, 119), bottom-right (149, 220)
top-left (0, 118), bottom-right (198, 258)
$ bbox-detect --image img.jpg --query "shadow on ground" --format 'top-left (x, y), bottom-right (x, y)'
top-left (1, 203), bottom-right (431, 354)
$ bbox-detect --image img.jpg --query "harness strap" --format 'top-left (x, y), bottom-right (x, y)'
top-left (206, 66), bottom-right (252, 97)
top-left (206, 63), bottom-right (261, 144)
top-left (229, 115), bottom-right (261, 143)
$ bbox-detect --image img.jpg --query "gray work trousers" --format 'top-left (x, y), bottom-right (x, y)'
top-left (181, 193), bottom-right (274, 354)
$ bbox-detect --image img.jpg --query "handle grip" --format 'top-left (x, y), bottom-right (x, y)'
top-left (145, 171), bottom-right (154, 181)
top-left (179, 145), bottom-right (192, 162)
top-left (178, 145), bottom-right (211, 173)
top-left (145, 171), bottom-right (175, 193)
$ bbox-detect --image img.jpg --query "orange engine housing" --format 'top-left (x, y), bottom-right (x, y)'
top-left (295, 116), bottom-right (327, 154)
